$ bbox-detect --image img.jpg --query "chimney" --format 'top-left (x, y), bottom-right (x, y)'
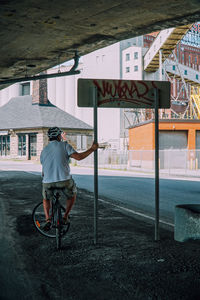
top-left (32, 72), bottom-right (51, 105)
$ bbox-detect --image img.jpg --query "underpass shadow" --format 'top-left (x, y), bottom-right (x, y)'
top-left (16, 214), bottom-right (36, 236)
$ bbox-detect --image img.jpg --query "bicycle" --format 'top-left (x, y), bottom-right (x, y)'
top-left (32, 188), bottom-right (70, 250)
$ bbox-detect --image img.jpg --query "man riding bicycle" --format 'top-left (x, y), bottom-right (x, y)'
top-left (40, 127), bottom-right (99, 231)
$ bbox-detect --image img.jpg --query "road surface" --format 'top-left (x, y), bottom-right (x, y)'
top-left (0, 161), bottom-right (200, 224)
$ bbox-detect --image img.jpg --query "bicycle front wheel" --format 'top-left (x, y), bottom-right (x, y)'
top-left (32, 202), bottom-right (56, 238)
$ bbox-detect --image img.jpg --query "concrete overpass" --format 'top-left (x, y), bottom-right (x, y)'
top-left (0, 0), bottom-right (200, 89)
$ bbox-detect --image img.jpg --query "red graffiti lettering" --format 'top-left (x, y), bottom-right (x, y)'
top-left (93, 79), bottom-right (157, 107)
top-left (192, 24), bottom-right (200, 32)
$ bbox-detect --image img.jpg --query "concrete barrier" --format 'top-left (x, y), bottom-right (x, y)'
top-left (174, 204), bottom-right (200, 242)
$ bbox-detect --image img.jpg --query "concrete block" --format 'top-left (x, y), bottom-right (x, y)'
top-left (174, 204), bottom-right (200, 242)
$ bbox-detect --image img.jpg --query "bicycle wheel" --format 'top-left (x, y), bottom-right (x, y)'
top-left (32, 202), bottom-right (56, 238)
top-left (55, 206), bottom-right (62, 250)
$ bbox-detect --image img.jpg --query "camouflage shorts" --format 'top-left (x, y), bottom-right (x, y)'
top-left (42, 178), bottom-right (77, 200)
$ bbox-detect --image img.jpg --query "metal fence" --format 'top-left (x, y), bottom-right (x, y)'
top-left (72, 149), bottom-right (128, 170)
top-left (72, 149), bottom-right (200, 176)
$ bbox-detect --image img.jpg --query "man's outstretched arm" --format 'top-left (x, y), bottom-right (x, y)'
top-left (70, 142), bottom-right (99, 161)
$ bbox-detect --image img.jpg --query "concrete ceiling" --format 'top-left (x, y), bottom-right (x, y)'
top-left (0, 0), bottom-right (200, 88)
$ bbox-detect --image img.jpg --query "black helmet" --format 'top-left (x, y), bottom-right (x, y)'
top-left (47, 127), bottom-right (62, 139)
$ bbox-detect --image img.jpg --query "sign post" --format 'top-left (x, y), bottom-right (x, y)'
top-left (78, 79), bottom-right (170, 243)
top-left (154, 88), bottom-right (160, 241)
top-left (93, 86), bottom-right (98, 244)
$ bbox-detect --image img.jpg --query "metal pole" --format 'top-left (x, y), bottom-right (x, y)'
top-left (159, 50), bottom-right (162, 80)
top-left (93, 86), bottom-right (98, 244)
top-left (0, 69), bottom-right (80, 86)
top-left (154, 88), bottom-right (160, 241)
top-left (159, 50), bottom-right (163, 117)
top-left (0, 51), bottom-right (80, 86)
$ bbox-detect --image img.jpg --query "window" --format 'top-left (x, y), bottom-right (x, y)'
top-left (134, 52), bottom-right (138, 59)
top-left (177, 81), bottom-right (179, 92)
top-left (18, 135), bottom-right (26, 156)
top-left (126, 67), bottom-right (130, 73)
top-left (173, 65), bottom-right (176, 71)
top-left (195, 56), bottom-right (197, 69)
top-left (196, 74), bottom-right (199, 80)
top-left (126, 53), bottom-right (130, 61)
top-left (182, 86), bottom-right (185, 97)
top-left (30, 134), bottom-right (37, 156)
top-left (21, 83), bottom-right (30, 96)
top-left (0, 135), bottom-right (10, 156)
top-left (134, 65), bottom-right (138, 72)
top-left (77, 135), bottom-right (87, 150)
top-left (96, 56), bottom-right (99, 63)
top-left (188, 55), bottom-right (191, 67)
top-left (184, 70), bottom-right (187, 75)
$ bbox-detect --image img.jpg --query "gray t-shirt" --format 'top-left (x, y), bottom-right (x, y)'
top-left (40, 140), bottom-right (76, 183)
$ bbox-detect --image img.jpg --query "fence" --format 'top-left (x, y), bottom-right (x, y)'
top-left (72, 149), bottom-right (128, 170)
top-left (72, 149), bottom-right (200, 176)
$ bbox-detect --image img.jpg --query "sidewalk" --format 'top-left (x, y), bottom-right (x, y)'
top-left (0, 170), bottom-right (200, 299)
top-left (1, 159), bottom-right (200, 182)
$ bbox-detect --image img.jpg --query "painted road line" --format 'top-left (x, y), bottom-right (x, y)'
top-left (98, 198), bottom-right (174, 227)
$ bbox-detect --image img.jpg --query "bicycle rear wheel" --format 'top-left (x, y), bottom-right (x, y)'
top-left (32, 201), bottom-right (70, 240)
top-left (32, 202), bottom-right (56, 238)
top-left (56, 206), bottom-right (62, 250)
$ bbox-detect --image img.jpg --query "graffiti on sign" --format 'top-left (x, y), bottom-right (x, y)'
top-left (93, 79), bottom-right (157, 107)
top-left (78, 78), bottom-right (170, 108)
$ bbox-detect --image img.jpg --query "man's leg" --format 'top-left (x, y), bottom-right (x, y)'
top-left (63, 194), bottom-right (76, 220)
top-left (43, 199), bottom-right (51, 221)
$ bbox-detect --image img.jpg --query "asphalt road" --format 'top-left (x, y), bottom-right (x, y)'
top-left (0, 174), bottom-right (35, 300)
top-left (1, 166), bottom-right (200, 299)
top-left (1, 161), bottom-right (200, 224)
top-left (72, 174), bottom-right (200, 223)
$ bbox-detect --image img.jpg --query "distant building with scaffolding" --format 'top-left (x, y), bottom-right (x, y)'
top-left (121, 22), bottom-right (200, 149)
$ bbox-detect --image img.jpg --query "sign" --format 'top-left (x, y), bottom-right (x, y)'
top-left (0, 131), bottom-right (8, 135)
top-left (192, 23), bottom-right (200, 33)
top-left (78, 78), bottom-right (170, 108)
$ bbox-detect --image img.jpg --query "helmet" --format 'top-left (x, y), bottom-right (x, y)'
top-left (47, 127), bottom-right (62, 138)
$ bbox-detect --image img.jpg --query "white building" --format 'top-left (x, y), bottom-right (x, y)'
top-left (0, 37), bottom-right (145, 149)
top-left (122, 46), bottom-right (143, 80)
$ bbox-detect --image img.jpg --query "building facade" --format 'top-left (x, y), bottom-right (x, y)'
top-left (0, 78), bottom-right (93, 160)
top-left (129, 120), bottom-right (200, 169)
top-left (0, 39), bottom-right (139, 149)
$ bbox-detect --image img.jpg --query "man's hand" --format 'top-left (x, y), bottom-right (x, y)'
top-left (71, 141), bottom-right (99, 161)
top-left (61, 132), bottom-right (67, 141)
top-left (91, 142), bottom-right (99, 151)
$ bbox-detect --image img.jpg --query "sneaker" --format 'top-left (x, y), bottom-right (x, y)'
top-left (63, 215), bottom-right (70, 225)
top-left (43, 220), bottom-right (51, 231)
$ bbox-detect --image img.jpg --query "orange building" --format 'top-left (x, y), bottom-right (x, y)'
top-left (129, 119), bottom-right (200, 150)
top-left (129, 119), bottom-right (200, 169)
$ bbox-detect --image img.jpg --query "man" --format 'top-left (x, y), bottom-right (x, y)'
top-left (40, 127), bottom-right (98, 231)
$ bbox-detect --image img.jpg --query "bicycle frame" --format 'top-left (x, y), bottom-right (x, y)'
top-left (52, 191), bottom-right (62, 250)
top-left (32, 189), bottom-right (70, 250)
